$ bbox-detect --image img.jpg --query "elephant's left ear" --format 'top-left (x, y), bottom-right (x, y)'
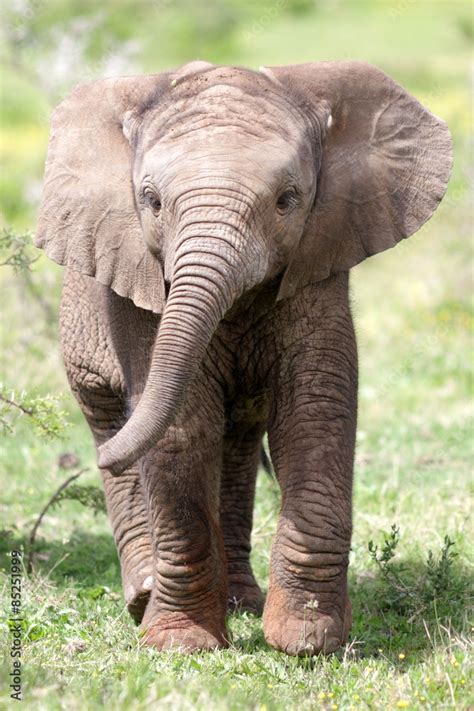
top-left (35, 74), bottom-right (170, 313)
top-left (269, 61), bottom-right (453, 300)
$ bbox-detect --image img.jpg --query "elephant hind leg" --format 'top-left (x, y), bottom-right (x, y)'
top-left (220, 423), bottom-right (266, 615)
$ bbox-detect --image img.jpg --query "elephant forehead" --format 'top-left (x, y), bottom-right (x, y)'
top-left (140, 83), bottom-right (308, 147)
top-left (139, 128), bottom-right (310, 189)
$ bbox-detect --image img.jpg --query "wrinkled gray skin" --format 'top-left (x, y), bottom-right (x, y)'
top-left (37, 61), bottom-right (452, 654)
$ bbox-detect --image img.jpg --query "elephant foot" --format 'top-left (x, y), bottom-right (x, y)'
top-left (140, 612), bottom-right (228, 652)
top-left (227, 579), bottom-right (264, 615)
top-left (124, 570), bottom-right (154, 624)
top-left (263, 585), bottom-right (352, 656)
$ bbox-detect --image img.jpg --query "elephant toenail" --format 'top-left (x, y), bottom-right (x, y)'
top-left (142, 576), bottom-right (154, 591)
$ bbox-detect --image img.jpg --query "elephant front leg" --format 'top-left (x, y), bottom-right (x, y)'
top-left (70, 380), bottom-right (155, 624)
top-left (220, 423), bottom-right (266, 614)
top-left (61, 275), bottom-right (159, 624)
top-left (264, 315), bottom-right (357, 655)
top-left (140, 381), bottom-right (228, 652)
top-left (91, 434), bottom-right (155, 623)
top-left (100, 467), bottom-right (154, 623)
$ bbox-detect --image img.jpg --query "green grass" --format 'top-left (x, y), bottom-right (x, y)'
top-left (0, 0), bottom-right (473, 708)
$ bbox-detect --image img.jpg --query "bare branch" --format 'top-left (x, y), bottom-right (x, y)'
top-left (27, 468), bottom-right (89, 573)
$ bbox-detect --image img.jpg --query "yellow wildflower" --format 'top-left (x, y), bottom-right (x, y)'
top-left (397, 701), bottom-right (409, 708)
top-left (398, 653), bottom-right (406, 660)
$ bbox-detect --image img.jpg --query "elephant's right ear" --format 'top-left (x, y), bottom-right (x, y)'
top-left (35, 75), bottom-right (169, 313)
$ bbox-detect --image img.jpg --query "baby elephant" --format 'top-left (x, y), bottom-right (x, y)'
top-left (36, 61), bottom-right (451, 654)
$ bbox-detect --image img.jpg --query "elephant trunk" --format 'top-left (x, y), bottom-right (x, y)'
top-left (98, 230), bottom-right (250, 474)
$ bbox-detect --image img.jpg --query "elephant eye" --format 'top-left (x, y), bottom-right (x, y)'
top-left (142, 188), bottom-right (162, 214)
top-left (276, 188), bottom-right (297, 214)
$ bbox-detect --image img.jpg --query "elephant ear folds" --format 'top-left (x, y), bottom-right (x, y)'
top-left (35, 74), bottom-right (169, 314)
top-left (271, 61), bottom-right (453, 300)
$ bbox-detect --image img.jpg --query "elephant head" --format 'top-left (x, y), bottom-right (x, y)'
top-left (36, 61), bottom-right (452, 474)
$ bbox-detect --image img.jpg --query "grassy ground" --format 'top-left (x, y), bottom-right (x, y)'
top-left (1, 1), bottom-right (473, 709)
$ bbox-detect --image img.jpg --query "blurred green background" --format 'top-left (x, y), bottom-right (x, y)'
top-left (0, 0), bottom-right (471, 229)
top-left (0, 1), bottom-right (472, 709)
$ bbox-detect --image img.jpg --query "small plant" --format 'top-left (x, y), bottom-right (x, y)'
top-left (0, 384), bottom-right (69, 439)
top-left (1, 228), bottom-right (60, 441)
top-left (368, 526), bottom-right (463, 619)
top-left (53, 483), bottom-right (107, 516)
top-left (368, 524), bottom-right (415, 612)
top-left (424, 535), bottom-right (458, 602)
top-left (368, 524), bottom-right (402, 570)
top-left (0, 228), bottom-right (37, 271)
